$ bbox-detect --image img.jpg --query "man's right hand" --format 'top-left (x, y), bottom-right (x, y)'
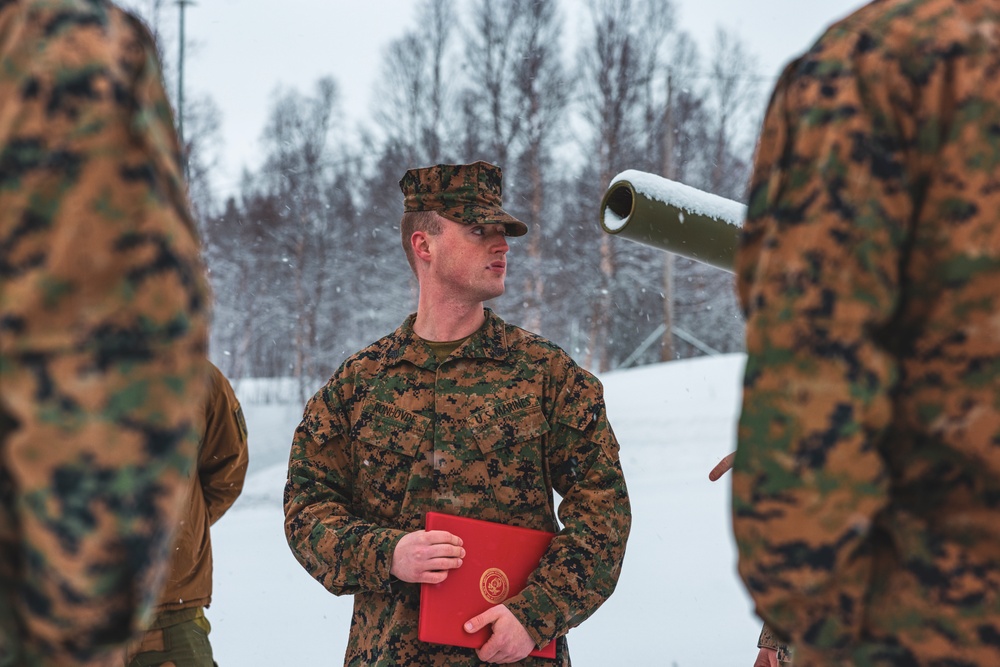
top-left (390, 530), bottom-right (465, 584)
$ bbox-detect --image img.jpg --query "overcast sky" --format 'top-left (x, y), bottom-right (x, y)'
top-left (173, 0), bottom-right (869, 195)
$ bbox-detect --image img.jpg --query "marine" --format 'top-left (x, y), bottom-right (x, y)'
top-left (0, 1), bottom-right (210, 665)
top-left (285, 161), bottom-right (630, 665)
top-left (732, 0), bottom-right (1000, 664)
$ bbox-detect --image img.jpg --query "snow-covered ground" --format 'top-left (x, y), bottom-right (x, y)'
top-left (208, 354), bottom-right (762, 665)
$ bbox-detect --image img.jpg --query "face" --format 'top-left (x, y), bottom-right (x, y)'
top-left (424, 219), bottom-right (510, 304)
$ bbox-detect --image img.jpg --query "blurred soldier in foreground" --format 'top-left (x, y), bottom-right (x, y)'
top-left (0, 1), bottom-right (210, 665)
top-left (284, 161), bottom-right (630, 665)
top-left (731, 0), bottom-right (1000, 664)
top-left (126, 362), bottom-right (248, 667)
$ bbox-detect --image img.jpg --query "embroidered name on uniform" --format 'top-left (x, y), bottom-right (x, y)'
top-left (494, 397), bottom-right (533, 418)
top-left (371, 402), bottom-right (416, 425)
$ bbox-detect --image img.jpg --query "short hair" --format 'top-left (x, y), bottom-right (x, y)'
top-left (400, 209), bottom-right (443, 274)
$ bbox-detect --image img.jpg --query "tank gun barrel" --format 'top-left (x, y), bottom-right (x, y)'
top-left (599, 170), bottom-right (746, 274)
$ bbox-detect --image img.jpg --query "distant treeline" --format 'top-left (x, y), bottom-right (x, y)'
top-left (136, 0), bottom-right (765, 394)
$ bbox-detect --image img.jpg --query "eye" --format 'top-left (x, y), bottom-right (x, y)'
top-left (471, 225), bottom-right (507, 238)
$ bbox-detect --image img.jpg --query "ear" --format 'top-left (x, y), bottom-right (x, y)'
top-left (411, 230), bottom-right (433, 263)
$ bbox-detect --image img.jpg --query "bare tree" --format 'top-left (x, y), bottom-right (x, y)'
top-left (461, 0), bottom-right (571, 332)
top-left (656, 33), bottom-right (705, 361)
top-left (371, 0), bottom-right (457, 165)
top-left (661, 27), bottom-right (761, 360)
top-left (706, 27), bottom-right (762, 198)
top-left (576, 0), bottom-right (677, 371)
top-left (183, 93), bottom-right (223, 221)
top-left (258, 78), bottom-right (344, 399)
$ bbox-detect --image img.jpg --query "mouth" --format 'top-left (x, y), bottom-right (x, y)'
top-left (488, 261), bottom-right (506, 273)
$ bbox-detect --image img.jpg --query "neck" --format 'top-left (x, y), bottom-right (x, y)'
top-left (413, 295), bottom-right (486, 342)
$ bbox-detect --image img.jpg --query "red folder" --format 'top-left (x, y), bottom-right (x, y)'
top-left (418, 512), bottom-right (557, 659)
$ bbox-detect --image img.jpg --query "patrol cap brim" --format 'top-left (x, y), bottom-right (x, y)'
top-left (438, 206), bottom-right (528, 237)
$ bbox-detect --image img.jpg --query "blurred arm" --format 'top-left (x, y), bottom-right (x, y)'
top-left (731, 27), bottom-right (912, 648)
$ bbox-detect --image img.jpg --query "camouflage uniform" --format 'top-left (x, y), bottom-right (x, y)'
top-left (733, 0), bottom-right (1000, 664)
top-left (284, 309), bottom-right (630, 666)
top-left (0, 1), bottom-right (209, 666)
top-left (757, 624), bottom-right (792, 665)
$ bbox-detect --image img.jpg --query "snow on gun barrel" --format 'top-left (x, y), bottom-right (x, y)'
top-left (599, 170), bottom-right (746, 273)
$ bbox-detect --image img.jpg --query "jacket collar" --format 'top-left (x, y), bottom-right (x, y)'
top-left (383, 308), bottom-right (509, 370)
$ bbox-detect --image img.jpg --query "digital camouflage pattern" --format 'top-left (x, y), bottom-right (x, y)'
top-left (733, 0), bottom-right (1000, 664)
top-left (284, 309), bottom-right (630, 666)
top-left (0, 1), bottom-right (209, 665)
top-left (758, 624), bottom-right (792, 665)
top-left (400, 161), bottom-right (529, 237)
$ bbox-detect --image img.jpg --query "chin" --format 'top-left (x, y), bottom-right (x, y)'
top-left (482, 286), bottom-right (505, 301)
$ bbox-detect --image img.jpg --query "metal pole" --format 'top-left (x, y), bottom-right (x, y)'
top-left (176, 0), bottom-right (193, 181)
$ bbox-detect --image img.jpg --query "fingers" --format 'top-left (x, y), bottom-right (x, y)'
top-left (390, 530), bottom-right (465, 583)
top-left (424, 529), bottom-right (463, 546)
top-left (464, 606), bottom-right (500, 635)
top-left (754, 647), bottom-right (779, 667)
top-left (417, 569), bottom-right (451, 585)
top-left (414, 530), bottom-right (465, 574)
top-left (708, 451), bottom-right (737, 481)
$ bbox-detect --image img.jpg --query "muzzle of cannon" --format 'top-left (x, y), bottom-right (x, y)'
top-left (598, 170), bottom-right (746, 273)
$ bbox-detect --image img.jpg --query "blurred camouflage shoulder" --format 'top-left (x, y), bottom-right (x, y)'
top-left (0, 0), bottom-right (210, 664)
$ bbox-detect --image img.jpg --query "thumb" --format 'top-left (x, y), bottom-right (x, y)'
top-left (464, 606), bottom-right (501, 634)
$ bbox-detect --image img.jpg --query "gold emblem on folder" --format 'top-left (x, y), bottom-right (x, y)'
top-left (479, 567), bottom-right (510, 604)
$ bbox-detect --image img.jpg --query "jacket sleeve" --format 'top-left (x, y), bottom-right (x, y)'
top-left (504, 363), bottom-right (631, 648)
top-left (199, 365), bottom-right (249, 526)
top-left (0, 4), bottom-right (209, 664)
top-left (283, 379), bottom-right (406, 595)
top-left (731, 24), bottom-right (916, 650)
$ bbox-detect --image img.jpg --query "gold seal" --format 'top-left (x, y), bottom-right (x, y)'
top-left (479, 567), bottom-right (510, 604)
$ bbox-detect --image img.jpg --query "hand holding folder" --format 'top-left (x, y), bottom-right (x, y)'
top-left (462, 604), bottom-right (543, 663)
top-left (390, 529), bottom-right (466, 584)
top-left (418, 512), bottom-right (557, 660)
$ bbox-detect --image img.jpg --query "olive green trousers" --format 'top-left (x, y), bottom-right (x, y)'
top-left (125, 607), bottom-right (216, 667)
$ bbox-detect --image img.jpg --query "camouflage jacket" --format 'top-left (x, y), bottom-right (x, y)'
top-left (733, 0), bottom-right (1000, 664)
top-left (0, 1), bottom-right (209, 665)
top-left (284, 310), bottom-right (630, 666)
top-left (757, 623), bottom-right (792, 665)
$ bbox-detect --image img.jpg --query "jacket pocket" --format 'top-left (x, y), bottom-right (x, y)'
top-left (469, 399), bottom-right (552, 521)
top-left (352, 401), bottom-right (429, 521)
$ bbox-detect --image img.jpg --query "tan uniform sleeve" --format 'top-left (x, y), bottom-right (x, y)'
top-left (199, 365), bottom-right (249, 525)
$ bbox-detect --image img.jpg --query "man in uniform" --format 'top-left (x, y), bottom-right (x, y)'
top-left (284, 161), bottom-right (630, 665)
top-left (731, 0), bottom-right (1000, 664)
top-left (0, 1), bottom-right (210, 665)
top-left (126, 362), bottom-right (248, 667)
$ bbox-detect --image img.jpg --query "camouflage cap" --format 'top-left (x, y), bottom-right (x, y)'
top-left (399, 161), bottom-right (528, 237)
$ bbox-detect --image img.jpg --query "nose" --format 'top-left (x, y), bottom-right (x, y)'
top-left (493, 230), bottom-right (509, 253)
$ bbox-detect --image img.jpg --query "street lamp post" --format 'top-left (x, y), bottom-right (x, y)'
top-left (176, 0), bottom-right (194, 181)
